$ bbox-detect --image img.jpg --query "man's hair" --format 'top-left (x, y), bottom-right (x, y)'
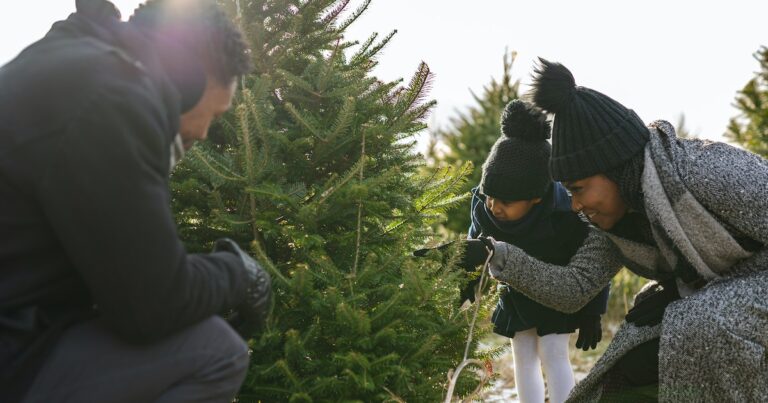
top-left (130, 0), bottom-right (252, 84)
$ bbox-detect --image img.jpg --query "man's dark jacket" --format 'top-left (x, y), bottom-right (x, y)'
top-left (0, 3), bottom-right (248, 400)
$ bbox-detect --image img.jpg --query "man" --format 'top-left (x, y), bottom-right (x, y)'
top-left (0, 0), bottom-right (271, 401)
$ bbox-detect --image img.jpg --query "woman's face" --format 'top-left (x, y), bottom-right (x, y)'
top-left (485, 196), bottom-right (542, 222)
top-left (564, 174), bottom-right (628, 230)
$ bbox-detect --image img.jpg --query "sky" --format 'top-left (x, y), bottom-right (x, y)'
top-left (2, 1), bottom-right (766, 147)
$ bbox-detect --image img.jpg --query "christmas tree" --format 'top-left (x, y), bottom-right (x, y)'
top-left (728, 46), bottom-right (768, 157)
top-left (171, 1), bottom-right (489, 401)
top-left (428, 51), bottom-right (521, 234)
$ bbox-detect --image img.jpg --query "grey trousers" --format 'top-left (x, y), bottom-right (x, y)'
top-left (23, 316), bottom-right (249, 403)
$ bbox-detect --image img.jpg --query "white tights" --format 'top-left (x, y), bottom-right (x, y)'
top-left (511, 328), bottom-right (575, 403)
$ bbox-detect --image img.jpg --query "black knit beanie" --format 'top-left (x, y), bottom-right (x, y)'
top-left (530, 58), bottom-right (650, 182)
top-left (479, 100), bottom-right (552, 201)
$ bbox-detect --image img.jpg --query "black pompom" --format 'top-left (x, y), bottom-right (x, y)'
top-left (530, 58), bottom-right (576, 113)
top-left (500, 99), bottom-right (551, 141)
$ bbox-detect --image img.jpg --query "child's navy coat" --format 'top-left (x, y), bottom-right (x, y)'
top-left (469, 183), bottom-right (610, 337)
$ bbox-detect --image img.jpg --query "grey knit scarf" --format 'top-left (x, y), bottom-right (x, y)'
top-left (614, 121), bottom-right (754, 282)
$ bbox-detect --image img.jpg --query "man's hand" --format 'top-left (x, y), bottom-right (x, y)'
top-left (214, 238), bottom-right (272, 334)
top-left (625, 280), bottom-right (679, 327)
top-left (575, 315), bottom-right (602, 351)
top-left (412, 238), bottom-right (494, 271)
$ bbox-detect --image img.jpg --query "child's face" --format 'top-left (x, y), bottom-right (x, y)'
top-left (485, 196), bottom-right (542, 221)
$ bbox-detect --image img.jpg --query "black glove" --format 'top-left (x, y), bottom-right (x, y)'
top-left (575, 315), bottom-right (602, 351)
top-left (412, 237), bottom-right (494, 271)
top-left (214, 238), bottom-right (272, 334)
top-left (625, 280), bottom-right (679, 327)
top-left (459, 278), bottom-right (479, 305)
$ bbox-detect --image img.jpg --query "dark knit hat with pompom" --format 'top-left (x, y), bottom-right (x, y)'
top-left (530, 58), bottom-right (650, 182)
top-left (480, 100), bottom-right (552, 201)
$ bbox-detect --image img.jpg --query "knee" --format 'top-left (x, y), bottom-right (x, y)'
top-left (664, 293), bottom-right (720, 340)
top-left (192, 316), bottom-right (250, 368)
top-left (539, 334), bottom-right (570, 363)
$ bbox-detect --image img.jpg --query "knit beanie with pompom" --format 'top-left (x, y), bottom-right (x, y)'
top-left (480, 99), bottom-right (553, 201)
top-left (529, 58), bottom-right (650, 182)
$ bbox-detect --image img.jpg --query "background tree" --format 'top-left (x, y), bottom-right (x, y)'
top-left (727, 46), bottom-right (768, 157)
top-left (428, 51), bottom-right (521, 235)
top-left (675, 114), bottom-right (693, 139)
top-left (171, 1), bottom-right (491, 401)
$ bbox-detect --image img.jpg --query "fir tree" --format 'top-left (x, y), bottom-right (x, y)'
top-left (727, 46), bottom-right (768, 157)
top-left (428, 51), bottom-right (521, 234)
top-left (675, 114), bottom-right (693, 139)
top-left (171, 1), bottom-right (490, 401)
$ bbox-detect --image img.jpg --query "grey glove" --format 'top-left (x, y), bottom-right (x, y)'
top-left (214, 238), bottom-right (272, 333)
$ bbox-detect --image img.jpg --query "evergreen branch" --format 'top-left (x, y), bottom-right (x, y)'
top-left (238, 102), bottom-right (257, 181)
top-left (382, 386), bottom-right (406, 403)
top-left (400, 62), bottom-right (433, 116)
top-left (403, 100), bottom-right (437, 124)
top-left (369, 294), bottom-right (403, 324)
top-left (249, 238), bottom-right (289, 285)
top-left (444, 250), bottom-right (494, 403)
top-left (317, 38), bottom-right (343, 94)
top-left (218, 115), bottom-right (240, 144)
top-left (415, 163), bottom-right (472, 212)
top-left (276, 68), bottom-right (321, 97)
top-left (314, 134), bottom-right (356, 162)
top-left (188, 148), bottom-right (246, 182)
top-left (244, 186), bottom-right (290, 201)
top-left (328, 96), bottom-right (356, 139)
top-left (352, 131), bottom-right (366, 279)
top-left (237, 95), bottom-right (273, 268)
top-left (412, 165), bottom-right (442, 191)
top-left (216, 214), bottom-right (252, 226)
top-left (381, 163), bottom-right (471, 236)
top-left (315, 156), bottom-right (366, 206)
top-left (337, 0), bottom-right (372, 32)
top-left (273, 359), bottom-right (302, 388)
top-left (352, 30), bottom-right (397, 68)
top-left (349, 32), bottom-right (378, 64)
top-left (243, 85), bottom-right (273, 175)
top-left (284, 102), bottom-right (323, 139)
top-left (320, 0), bottom-right (351, 26)
top-left (420, 194), bottom-right (470, 215)
top-left (403, 334), bottom-right (440, 364)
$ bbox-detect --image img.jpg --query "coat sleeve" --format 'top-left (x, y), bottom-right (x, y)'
top-left (36, 82), bottom-right (247, 344)
top-left (489, 228), bottom-right (624, 313)
top-left (683, 141), bottom-right (768, 274)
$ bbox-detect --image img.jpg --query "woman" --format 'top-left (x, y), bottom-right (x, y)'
top-left (486, 59), bottom-right (768, 401)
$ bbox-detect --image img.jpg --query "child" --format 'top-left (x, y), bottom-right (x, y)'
top-left (469, 100), bottom-right (609, 403)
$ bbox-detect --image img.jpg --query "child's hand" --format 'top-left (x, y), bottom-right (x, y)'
top-left (575, 315), bottom-right (602, 351)
top-left (462, 238), bottom-right (495, 269)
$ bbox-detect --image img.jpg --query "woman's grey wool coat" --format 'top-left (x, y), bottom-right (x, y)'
top-left (489, 120), bottom-right (768, 402)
